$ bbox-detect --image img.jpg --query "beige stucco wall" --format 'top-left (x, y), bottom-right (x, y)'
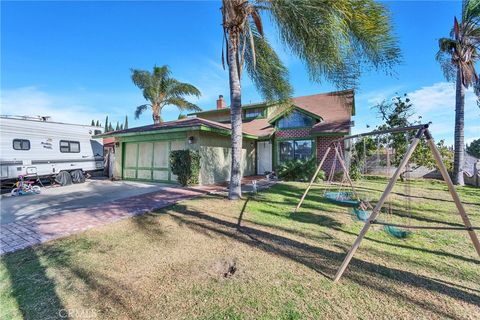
top-left (198, 131), bottom-right (255, 185)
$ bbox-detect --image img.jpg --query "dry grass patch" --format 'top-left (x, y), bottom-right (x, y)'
top-left (1, 177), bottom-right (479, 319)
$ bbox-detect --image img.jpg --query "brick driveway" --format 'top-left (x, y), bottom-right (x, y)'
top-left (0, 184), bottom-right (211, 255)
top-left (0, 178), bottom-right (276, 255)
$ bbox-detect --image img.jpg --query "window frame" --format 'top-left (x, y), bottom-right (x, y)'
top-left (277, 138), bottom-right (315, 165)
top-left (244, 108), bottom-right (266, 119)
top-left (59, 140), bottom-right (81, 153)
top-left (12, 139), bottom-right (30, 151)
top-left (276, 110), bottom-right (315, 129)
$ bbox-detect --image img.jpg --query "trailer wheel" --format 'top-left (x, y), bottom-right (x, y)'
top-left (70, 170), bottom-right (85, 183)
top-left (55, 171), bottom-right (73, 186)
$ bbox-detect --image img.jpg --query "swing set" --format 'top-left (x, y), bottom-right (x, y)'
top-left (294, 123), bottom-right (480, 282)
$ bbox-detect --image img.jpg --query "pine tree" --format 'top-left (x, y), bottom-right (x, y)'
top-left (96, 120), bottom-right (100, 127)
top-left (120, 123), bottom-right (124, 130)
top-left (124, 115), bottom-right (128, 129)
top-left (115, 122), bottom-right (120, 131)
top-left (108, 123), bottom-right (113, 131)
top-left (91, 120), bottom-right (95, 126)
top-left (104, 116), bottom-right (109, 132)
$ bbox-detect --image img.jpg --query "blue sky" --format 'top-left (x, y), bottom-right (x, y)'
top-left (1, 0), bottom-right (479, 144)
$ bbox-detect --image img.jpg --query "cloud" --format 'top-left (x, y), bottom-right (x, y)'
top-left (354, 82), bottom-right (480, 145)
top-left (1, 86), bottom-right (134, 126)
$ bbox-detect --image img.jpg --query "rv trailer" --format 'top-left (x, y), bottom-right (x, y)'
top-left (0, 115), bottom-right (104, 184)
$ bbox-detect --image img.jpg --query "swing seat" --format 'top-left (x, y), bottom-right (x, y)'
top-left (324, 191), bottom-right (360, 207)
top-left (353, 208), bottom-right (371, 221)
top-left (384, 225), bottom-right (411, 239)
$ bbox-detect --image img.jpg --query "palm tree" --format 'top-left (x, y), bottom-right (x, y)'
top-left (221, 0), bottom-right (401, 199)
top-left (131, 65), bottom-right (202, 124)
top-left (436, 0), bottom-right (480, 185)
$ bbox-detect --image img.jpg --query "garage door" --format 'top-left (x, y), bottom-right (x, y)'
top-left (123, 140), bottom-right (186, 182)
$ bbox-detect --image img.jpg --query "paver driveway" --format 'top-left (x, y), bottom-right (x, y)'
top-left (0, 179), bottom-right (212, 254)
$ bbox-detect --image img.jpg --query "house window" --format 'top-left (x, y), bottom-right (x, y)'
top-left (277, 110), bottom-right (314, 129)
top-left (279, 140), bottom-right (314, 163)
top-left (244, 108), bottom-right (263, 119)
top-left (60, 140), bottom-right (80, 153)
top-left (13, 139), bottom-right (30, 150)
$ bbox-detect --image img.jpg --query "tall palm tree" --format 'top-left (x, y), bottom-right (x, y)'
top-left (131, 65), bottom-right (202, 124)
top-left (221, 0), bottom-right (401, 199)
top-left (437, 0), bottom-right (480, 185)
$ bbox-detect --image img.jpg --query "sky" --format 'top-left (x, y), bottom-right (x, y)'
top-left (1, 0), bottom-right (479, 145)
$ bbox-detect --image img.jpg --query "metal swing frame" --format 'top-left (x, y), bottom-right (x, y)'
top-left (294, 123), bottom-right (480, 282)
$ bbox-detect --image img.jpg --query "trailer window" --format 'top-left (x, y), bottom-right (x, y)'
top-left (60, 140), bottom-right (80, 153)
top-left (13, 139), bottom-right (30, 150)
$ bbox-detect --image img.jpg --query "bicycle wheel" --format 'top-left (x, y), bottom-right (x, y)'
top-left (32, 186), bottom-right (41, 194)
top-left (11, 188), bottom-right (20, 196)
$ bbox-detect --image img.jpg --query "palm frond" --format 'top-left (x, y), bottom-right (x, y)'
top-left (169, 80), bottom-right (201, 98)
top-left (131, 69), bottom-right (151, 90)
top-left (244, 22), bottom-right (292, 102)
top-left (134, 104), bottom-right (150, 119)
top-left (164, 97), bottom-right (202, 112)
top-left (267, 0), bottom-right (401, 88)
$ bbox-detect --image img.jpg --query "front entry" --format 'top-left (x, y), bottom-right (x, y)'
top-left (257, 141), bottom-right (272, 175)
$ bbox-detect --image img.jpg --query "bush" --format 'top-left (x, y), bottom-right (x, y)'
top-left (349, 160), bottom-right (362, 181)
top-left (170, 150), bottom-right (201, 186)
top-left (277, 158), bottom-right (325, 182)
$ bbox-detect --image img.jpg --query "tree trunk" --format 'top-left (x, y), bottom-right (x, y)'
top-left (453, 69), bottom-right (465, 185)
top-left (227, 33), bottom-right (243, 200)
top-left (152, 104), bottom-right (161, 124)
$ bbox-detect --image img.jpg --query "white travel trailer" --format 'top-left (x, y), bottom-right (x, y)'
top-left (0, 115), bottom-right (104, 183)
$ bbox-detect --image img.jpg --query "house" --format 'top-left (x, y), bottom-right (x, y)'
top-left (97, 90), bottom-right (354, 185)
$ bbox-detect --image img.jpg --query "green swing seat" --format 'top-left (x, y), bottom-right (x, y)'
top-left (324, 191), bottom-right (360, 207)
top-left (353, 208), bottom-right (371, 221)
top-left (384, 225), bottom-right (411, 239)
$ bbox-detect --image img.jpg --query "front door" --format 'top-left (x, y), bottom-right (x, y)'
top-left (257, 141), bottom-right (272, 175)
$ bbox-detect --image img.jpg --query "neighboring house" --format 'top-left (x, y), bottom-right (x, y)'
top-left (96, 90), bottom-right (354, 185)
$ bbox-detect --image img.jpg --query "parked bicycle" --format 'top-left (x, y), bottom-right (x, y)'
top-left (11, 175), bottom-right (41, 196)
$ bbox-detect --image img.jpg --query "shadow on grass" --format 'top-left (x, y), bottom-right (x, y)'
top-left (166, 204), bottom-right (480, 318)
top-left (1, 248), bottom-right (67, 319)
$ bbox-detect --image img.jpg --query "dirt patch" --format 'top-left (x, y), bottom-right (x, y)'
top-left (208, 257), bottom-right (237, 278)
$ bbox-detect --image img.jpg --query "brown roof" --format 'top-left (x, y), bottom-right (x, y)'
top-left (100, 90), bottom-right (353, 139)
top-left (99, 117), bottom-right (233, 136)
top-left (292, 90), bottom-right (354, 134)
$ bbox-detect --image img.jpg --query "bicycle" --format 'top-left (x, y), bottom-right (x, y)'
top-left (11, 175), bottom-right (41, 196)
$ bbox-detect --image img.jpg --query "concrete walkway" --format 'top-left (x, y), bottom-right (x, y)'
top-left (0, 178), bottom-right (277, 255)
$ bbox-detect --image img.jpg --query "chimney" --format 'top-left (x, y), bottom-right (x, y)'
top-left (216, 95), bottom-right (226, 109)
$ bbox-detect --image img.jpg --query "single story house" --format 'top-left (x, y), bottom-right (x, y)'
top-left (97, 89), bottom-right (354, 185)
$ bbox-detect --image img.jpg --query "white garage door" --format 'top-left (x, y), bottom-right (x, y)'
top-left (123, 140), bottom-right (185, 182)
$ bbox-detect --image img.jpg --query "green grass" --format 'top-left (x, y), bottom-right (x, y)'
top-left (1, 177), bottom-right (479, 319)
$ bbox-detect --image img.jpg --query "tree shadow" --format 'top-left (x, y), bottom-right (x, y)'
top-left (289, 211), bottom-right (342, 228)
top-left (1, 248), bottom-right (67, 319)
top-left (166, 204), bottom-right (480, 317)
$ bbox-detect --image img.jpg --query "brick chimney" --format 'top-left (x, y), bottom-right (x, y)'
top-left (216, 95), bottom-right (226, 109)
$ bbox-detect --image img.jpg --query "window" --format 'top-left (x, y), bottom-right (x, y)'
top-left (279, 140), bottom-right (313, 163)
top-left (277, 110), bottom-right (314, 129)
top-left (13, 139), bottom-right (30, 150)
top-left (244, 108), bottom-right (264, 119)
top-left (60, 140), bottom-right (80, 153)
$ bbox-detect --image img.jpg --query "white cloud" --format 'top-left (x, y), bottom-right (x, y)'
top-left (0, 86), bottom-right (133, 126)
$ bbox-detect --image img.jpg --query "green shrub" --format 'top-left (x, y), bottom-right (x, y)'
top-left (170, 150), bottom-right (201, 186)
top-left (349, 160), bottom-right (362, 181)
top-left (277, 158), bottom-right (325, 182)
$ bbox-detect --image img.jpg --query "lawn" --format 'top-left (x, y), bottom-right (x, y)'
top-left (1, 177), bottom-right (479, 319)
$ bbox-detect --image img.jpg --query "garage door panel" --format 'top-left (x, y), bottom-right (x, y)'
top-left (153, 170), bottom-right (168, 181)
top-left (153, 141), bottom-right (168, 168)
top-left (125, 143), bottom-right (138, 167)
top-left (137, 169), bottom-right (152, 180)
top-left (138, 142), bottom-right (153, 167)
top-left (124, 169), bottom-right (136, 179)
